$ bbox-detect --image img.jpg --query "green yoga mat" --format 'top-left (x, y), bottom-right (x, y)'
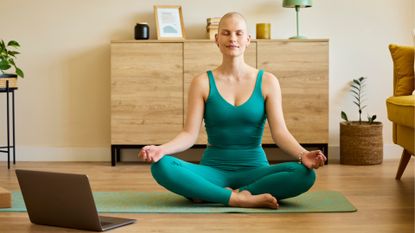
top-left (1, 191), bottom-right (356, 213)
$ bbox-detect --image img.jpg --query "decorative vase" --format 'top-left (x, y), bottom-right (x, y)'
top-left (256, 23), bottom-right (271, 39)
top-left (340, 121), bottom-right (383, 165)
top-left (135, 23), bottom-right (149, 40)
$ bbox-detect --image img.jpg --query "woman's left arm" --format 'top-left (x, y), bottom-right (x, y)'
top-left (263, 72), bottom-right (326, 169)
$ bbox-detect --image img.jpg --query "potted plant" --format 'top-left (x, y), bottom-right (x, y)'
top-left (340, 77), bottom-right (383, 165)
top-left (0, 39), bottom-right (24, 89)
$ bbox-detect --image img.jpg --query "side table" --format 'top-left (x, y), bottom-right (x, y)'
top-left (0, 80), bottom-right (16, 169)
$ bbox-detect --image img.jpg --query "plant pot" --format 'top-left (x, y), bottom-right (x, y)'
top-left (340, 121), bottom-right (383, 165)
top-left (0, 74), bottom-right (18, 89)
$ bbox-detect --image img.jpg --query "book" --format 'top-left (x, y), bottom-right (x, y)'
top-left (207, 17), bottom-right (221, 24)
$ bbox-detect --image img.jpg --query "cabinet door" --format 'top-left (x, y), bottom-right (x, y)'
top-left (183, 41), bottom-right (257, 144)
top-left (258, 41), bottom-right (328, 144)
top-left (111, 43), bottom-right (183, 145)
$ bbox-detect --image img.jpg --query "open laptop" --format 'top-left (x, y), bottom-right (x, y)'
top-left (15, 169), bottom-right (136, 232)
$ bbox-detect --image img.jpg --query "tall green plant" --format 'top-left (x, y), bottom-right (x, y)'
top-left (341, 77), bottom-right (376, 124)
top-left (0, 39), bottom-right (24, 78)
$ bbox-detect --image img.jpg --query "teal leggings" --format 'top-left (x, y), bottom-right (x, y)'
top-left (151, 155), bottom-right (316, 205)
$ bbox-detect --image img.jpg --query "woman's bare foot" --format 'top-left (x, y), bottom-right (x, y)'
top-left (228, 190), bottom-right (279, 209)
top-left (225, 187), bottom-right (239, 192)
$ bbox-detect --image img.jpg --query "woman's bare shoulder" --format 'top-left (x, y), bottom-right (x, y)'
top-left (191, 72), bottom-right (209, 88)
top-left (262, 71), bottom-right (281, 96)
top-left (189, 72), bottom-right (210, 99)
top-left (262, 71), bottom-right (278, 81)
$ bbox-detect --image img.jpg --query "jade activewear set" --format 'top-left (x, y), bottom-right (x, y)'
top-left (151, 70), bottom-right (315, 205)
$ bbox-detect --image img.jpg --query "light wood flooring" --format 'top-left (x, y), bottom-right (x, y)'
top-left (0, 159), bottom-right (413, 233)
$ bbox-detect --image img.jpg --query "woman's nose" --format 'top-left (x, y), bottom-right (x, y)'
top-left (229, 33), bottom-right (237, 41)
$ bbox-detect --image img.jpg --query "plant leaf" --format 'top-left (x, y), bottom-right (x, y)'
top-left (15, 67), bottom-right (24, 78)
top-left (7, 40), bottom-right (20, 47)
top-left (353, 79), bottom-right (361, 86)
top-left (0, 63), bottom-right (11, 70)
top-left (0, 59), bottom-right (8, 65)
top-left (353, 101), bottom-right (360, 107)
top-left (0, 40), bottom-right (5, 50)
top-left (367, 114), bottom-right (376, 124)
top-left (0, 59), bottom-right (11, 70)
top-left (341, 111), bottom-right (348, 122)
top-left (8, 51), bottom-right (19, 57)
top-left (351, 89), bottom-right (359, 95)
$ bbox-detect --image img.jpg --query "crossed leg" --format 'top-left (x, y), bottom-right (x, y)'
top-left (150, 156), bottom-right (279, 208)
top-left (231, 162), bottom-right (316, 200)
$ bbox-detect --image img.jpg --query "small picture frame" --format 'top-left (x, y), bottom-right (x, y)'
top-left (154, 5), bottom-right (185, 40)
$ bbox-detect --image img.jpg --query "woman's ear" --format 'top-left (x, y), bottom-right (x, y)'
top-left (215, 33), bottom-right (219, 47)
top-left (246, 34), bottom-right (251, 47)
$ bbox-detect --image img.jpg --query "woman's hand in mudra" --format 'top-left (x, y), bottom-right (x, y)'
top-left (301, 150), bottom-right (327, 169)
top-left (138, 145), bottom-right (165, 163)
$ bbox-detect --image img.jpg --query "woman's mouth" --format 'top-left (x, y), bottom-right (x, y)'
top-left (226, 45), bottom-right (239, 49)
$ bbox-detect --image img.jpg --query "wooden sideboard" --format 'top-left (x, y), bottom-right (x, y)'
top-left (111, 39), bottom-right (329, 166)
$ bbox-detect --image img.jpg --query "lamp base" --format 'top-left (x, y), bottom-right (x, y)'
top-left (289, 35), bottom-right (307, 39)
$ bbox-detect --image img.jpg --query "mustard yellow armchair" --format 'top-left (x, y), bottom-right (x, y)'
top-left (386, 44), bottom-right (415, 180)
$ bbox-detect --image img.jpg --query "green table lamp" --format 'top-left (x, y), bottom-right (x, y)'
top-left (283, 0), bottom-right (312, 39)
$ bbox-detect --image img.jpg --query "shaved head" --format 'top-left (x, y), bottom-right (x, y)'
top-left (218, 12), bottom-right (248, 32)
top-left (215, 12), bottom-right (251, 57)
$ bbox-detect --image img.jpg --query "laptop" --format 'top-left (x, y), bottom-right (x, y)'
top-left (15, 169), bottom-right (136, 232)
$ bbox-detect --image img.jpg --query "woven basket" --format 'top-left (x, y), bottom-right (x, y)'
top-left (340, 121), bottom-right (383, 165)
top-left (0, 75), bottom-right (18, 89)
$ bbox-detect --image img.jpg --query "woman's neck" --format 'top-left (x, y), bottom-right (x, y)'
top-left (217, 55), bottom-right (249, 78)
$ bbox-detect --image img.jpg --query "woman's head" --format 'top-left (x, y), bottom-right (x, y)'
top-left (215, 12), bottom-right (251, 57)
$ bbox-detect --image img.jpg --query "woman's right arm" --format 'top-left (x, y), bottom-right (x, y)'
top-left (139, 74), bottom-right (208, 162)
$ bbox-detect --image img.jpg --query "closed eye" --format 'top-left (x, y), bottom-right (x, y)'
top-left (236, 31), bottom-right (244, 36)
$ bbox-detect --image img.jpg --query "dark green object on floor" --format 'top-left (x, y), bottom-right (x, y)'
top-left (2, 191), bottom-right (356, 213)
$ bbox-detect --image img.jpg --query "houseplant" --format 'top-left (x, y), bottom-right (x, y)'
top-left (0, 39), bottom-right (24, 89)
top-left (340, 77), bottom-right (383, 165)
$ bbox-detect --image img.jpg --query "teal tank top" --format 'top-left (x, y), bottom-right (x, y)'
top-left (200, 70), bottom-right (269, 171)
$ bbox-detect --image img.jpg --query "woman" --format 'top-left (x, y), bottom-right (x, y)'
top-left (138, 12), bottom-right (326, 209)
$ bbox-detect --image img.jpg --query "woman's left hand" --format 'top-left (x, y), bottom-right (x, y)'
top-left (301, 150), bottom-right (327, 169)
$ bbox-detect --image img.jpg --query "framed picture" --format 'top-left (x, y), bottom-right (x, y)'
top-left (154, 5), bottom-right (185, 39)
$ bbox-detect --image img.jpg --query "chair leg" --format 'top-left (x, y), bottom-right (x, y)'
top-left (395, 149), bottom-right (413, 180)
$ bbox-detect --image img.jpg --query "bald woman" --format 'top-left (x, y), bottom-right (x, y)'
top-left (138, 12), bottom-right (326, 209)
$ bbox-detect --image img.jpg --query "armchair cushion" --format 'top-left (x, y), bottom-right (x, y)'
top-left (389, 44), bottom-right (414, 96)
top-left (386, 95), bottom-right (415, 128)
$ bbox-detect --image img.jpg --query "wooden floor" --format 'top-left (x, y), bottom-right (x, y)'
top-left (0, 160), bottom-right (413, 233)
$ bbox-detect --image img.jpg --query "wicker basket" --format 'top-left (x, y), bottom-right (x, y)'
top-left (340, 121), bottom-right (383, 165)
top-left (0, 75), bottom-right (18, 89)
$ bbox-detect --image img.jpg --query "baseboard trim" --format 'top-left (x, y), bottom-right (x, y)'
top-left (0, 144), bottom-right (404, 162)
top-left (328, 144), bottom-right (403, 163)
top-left (0, 147), bottom-right (110, 161)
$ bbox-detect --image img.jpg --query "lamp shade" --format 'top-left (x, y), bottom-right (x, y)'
top-left (283, 0), bottom-right (312, 8)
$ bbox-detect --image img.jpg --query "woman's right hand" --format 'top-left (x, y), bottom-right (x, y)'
top-left (138, 145), bottom-right (165, 163)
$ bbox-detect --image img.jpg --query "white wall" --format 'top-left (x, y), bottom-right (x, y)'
top-left (0, 0), bottom-right (413, 162)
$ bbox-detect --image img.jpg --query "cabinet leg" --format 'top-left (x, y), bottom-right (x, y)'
top-left (111, 145), bottom-right (116, 167)
top-left (116, 148), bottom-right (121, 162)
top-left (322, 144), bottom-right (328, 164)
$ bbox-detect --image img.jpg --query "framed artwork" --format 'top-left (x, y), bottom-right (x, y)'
top-left (154, 5), bottom-right (185, 39)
